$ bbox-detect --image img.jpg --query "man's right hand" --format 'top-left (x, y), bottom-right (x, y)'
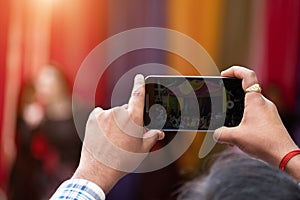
top-left (213, 66), bottom-right (300, 180)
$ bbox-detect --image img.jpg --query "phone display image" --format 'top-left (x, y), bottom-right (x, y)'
top-left (144, 76), bottom-right (244, 131)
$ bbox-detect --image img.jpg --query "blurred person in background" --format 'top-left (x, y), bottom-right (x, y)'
top-left (9, 64), bottom-right (81, 200)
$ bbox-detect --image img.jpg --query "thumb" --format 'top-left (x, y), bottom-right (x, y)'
top-left (94, 107), bottom-right (103, 117)
top-left (213, 126), bottom-right (236, 144)
top-left (142, 130), bottom-right (164, 152)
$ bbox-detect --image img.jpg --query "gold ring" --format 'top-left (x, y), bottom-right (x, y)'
top-left (245, 83), bottom-right (262, 93)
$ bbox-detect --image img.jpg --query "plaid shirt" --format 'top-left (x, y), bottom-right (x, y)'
top-left (50, 179), bottom-right (106, 200)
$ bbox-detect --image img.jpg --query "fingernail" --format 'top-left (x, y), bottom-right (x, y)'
top-left (135, 74), bottom-right (144, 80)
top-left (220, 71), bottom-right (225, 76)
top-left (134, 74), bottom-right (144, 85)
top-left (94, 107), bottom-right (102, 117)
top-left (157, 130), bottom-right (164, 140)
top-left (132, 74), bottom-right (144, 92)
top-left (213, 128), bottom-right (222, 142)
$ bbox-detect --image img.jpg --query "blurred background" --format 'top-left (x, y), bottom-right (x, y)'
top-left (1, 0), bottom-right (300, 199)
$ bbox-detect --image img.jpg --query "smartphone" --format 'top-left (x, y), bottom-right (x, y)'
top-left (144, 76), bottom-right (244, 131)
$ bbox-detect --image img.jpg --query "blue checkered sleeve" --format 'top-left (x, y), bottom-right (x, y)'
top-left (50, 179), bottom-right (106, 200)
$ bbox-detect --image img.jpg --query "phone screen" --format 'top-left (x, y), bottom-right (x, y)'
top-left (144, 76), bottom-right (244, 131)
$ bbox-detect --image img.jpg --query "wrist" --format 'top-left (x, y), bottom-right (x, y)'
top-left (278, 149), bottom-right (300, 180)
top-left (73, 165), bottom-right (123, 194)
top-left (73, 146), bottom-right (125, 193)
top-left (274, 145), bottom-right (299, 166)
top-left (279, 149), bottom-right (300, 170)
top-left (268, 128), bottom-right (299, 167)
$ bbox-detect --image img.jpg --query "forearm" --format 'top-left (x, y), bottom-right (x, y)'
top-left (72, 164), bottom-right (122, 194)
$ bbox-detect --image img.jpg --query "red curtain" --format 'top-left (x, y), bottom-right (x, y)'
top-left (0, 0), bottom-right (10, 190)
top-left (264, 0), bottom-right (300, 110)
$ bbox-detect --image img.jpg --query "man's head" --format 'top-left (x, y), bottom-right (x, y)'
top-left (177, 150), bottom-right (300, 200)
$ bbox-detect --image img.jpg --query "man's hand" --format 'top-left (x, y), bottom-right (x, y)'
top-left (213, 66), bottom-right (299, 180)
top-left (73, 74), bottom-right (164, 193)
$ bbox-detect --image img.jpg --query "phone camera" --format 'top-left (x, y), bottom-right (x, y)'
top-left (227, 100), bottom-right (234, 109)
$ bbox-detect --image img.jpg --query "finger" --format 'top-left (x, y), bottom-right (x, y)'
top-left (221, 66), bottom-right (258, 90)
top-left (142, 130), bottom-right (164, 152)
top-left (128, 74), bottom-right (145, 124)
top-left (244, 92), bottom-right (265, 107)
top-left (93, 107), bottom-right (104, 118)
top-left (121, 104), bottom-right (128, 109)
top-left (213, 126), bottom-right (237, 145)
